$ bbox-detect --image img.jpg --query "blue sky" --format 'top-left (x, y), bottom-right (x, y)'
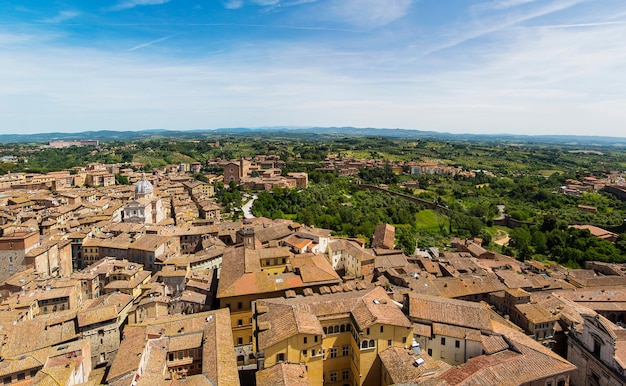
top-left (1, 0), bottom-right (626, 137)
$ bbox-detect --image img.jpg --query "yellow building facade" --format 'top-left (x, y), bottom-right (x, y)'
top-left (253, 286), bottom-right (412, 386)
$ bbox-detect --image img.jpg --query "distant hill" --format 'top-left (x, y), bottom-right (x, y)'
top-left (1, 127), bottom-right (626, 146)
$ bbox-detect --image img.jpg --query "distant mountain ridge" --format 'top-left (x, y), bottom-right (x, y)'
top-left (1, 127), bottom-right (625, 146)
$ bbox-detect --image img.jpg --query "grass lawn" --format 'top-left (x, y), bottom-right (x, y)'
top-left (415, 210), bottom-right (447, 232)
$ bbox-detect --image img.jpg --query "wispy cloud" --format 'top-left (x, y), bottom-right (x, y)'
top-left (325, 0), bottom-right (414, 28)
top-left (475, 0), bottom-right (541, 12)
top-left (223, 0), bottom-right (244, 9)
top-left (109, 0), bottom-right (170, 12)
top-left (223, 0), bottom-right (317, 10)
top-left (40, 10), bottom-right (81, 23)
top-left (127, 35), bottom-right (175, 51)
top-left (417, 0), bottom-right (587, 59)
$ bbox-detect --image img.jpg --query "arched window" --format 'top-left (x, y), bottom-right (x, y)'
top-left (340, 325), bottom-right (345, 333)
top-left (323, 327), bottom-right (327, 335)
top-left (369, 340), bottom-right (375, 348)
top-left (334, 326), bottom-right (340, 333)
top-left (361, 341), bottom-right (368, 349)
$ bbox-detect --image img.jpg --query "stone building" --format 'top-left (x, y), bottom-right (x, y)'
top-left (0, 229), bottom-right (40, 283)
top-left (123, 173), bottom-right (166, 224)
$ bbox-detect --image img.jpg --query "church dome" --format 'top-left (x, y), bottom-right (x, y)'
top-left (135, 173), bottom-right (154, 196)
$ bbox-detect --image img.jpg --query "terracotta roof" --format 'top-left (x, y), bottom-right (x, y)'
top-left (371, 224), bottom-right (395, 249)
top-left (107, 310), bottom-right (238, 385)
top-left (169, 331), bottom-right (203, 352)
top-left (432, 323), bottom-right (482, 341)
top-left (290, 254), bottom-right (342, 285)
top-left (255, 224), bottom-right (294, 243)
top-left (77, 305), bottom-right (119, 327)
top-left (106, 326), bottom-right (146, 383)
top-left (1, 311), bottom-right (79, 358)
top-left (217, 246), bottom-right (306, 298)
top-left (438, 321), bottom-right (576, 385)
top-left (256, 363), bottom-right (310, 386)
top-left (257, 303), bottom-right (324, 348)
top-left (514, 303), bottom-right (558, 323)
top-left (379, 346), bottom-right (451, 384)
top-left (256, 287), bottom-right (410, 350)
top-left (406, 293), bottom-right (493, 331)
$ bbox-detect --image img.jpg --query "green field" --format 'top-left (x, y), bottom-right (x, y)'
top-left (415, 209), bottom-right (447, 231)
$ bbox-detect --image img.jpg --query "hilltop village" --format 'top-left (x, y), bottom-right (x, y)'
top-left (0, 156), bottom-right (625, 385)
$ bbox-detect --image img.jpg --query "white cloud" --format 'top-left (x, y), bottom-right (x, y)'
top-left (418, 0), bottom-right (587, 58)
top-left (326, 0), bottom-right (414, 28)
top-left (252, 0), bottom-right (280, 5)
top-left (475, 0), bottom-right (542, 12)
top-left (109, 0), bottom-right (170, 11)
top-left (1, 0), bottom-right (626, 137)
top-left (224, 0), bottom-right (244, 9)
top-left (127, 35), bottom-right (175, 51)
top-left (40, 10), bottom-right (81, 23)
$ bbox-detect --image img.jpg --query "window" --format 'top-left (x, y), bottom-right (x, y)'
top-left (178, 351), bottom-right (183, 360)
top-left (361, 341), bottom-right (368, 349)
top-left (304, 337), bottom-right (308, 344)
top-left (366, 328), bottom-right (370, 335)
top-left (277, 353), bottom-right (285, 362)
top-left (340, 325), bottom-right (345, 333)
top-left (237, 302), bottom-right (243, 310)
top-left (311, 349), bottom-right (316, 356)
top-left (441, 337), bottom-right (446, 345)
top-left (402, 337), bottom-right (407, 344)
top-left (342, 345), bottom-right (350, 356)
top-left (329, 371), bottom-right (338, 382)
top-left (428, 348), bottom-right (432, 356)
top-left (380, 326), bottom-right (384, 333)
top-left (314, 335), bottom-right (319, 343)
top-left (455, 340), bottom-right (460, 348)
top-left (3, 377), bottom-right (11, 384)
top-left (302, 350), bottom-right (307, 357)
top-left (323, 327), bottom-right (328, 334)
top-left (237, 319), bottom-right (243, 326)
top-left (342, 369), bottom-right (349, 380)
top-left (334, 326), bottom-right (339, 334)
top-left (593, 339), bottom-right (602, 356)
top-left (330, 347), bottom-right (338, 358)
top-left (388, 339), bottom-right (392, 347)
top-left (237, 337), bottom-right (243, 345)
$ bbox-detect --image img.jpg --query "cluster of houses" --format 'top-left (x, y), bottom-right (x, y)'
top-left (315, 155), bottom-right (487, 181)
top-left (559, 172), bottom-right (626, 198)
top-left (0, 160), bottom-right (625, 385)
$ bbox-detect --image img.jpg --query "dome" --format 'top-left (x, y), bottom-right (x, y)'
top-left (135, 173), bottom-right (154, 197)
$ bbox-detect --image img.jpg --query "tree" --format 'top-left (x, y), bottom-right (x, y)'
top-left (115, 173), bottom-right (130, 185)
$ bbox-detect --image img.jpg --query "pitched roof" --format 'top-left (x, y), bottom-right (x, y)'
top-left (438, 321), bottom-right (576, 385)
top-left (256, 287), bottom-right (410, 350)
top-left (256, 363), bottom-right (310, 386)
top-left (406, 293), bottom-right (493, 331)
top-left (371, 224), bottom-right (395, 249)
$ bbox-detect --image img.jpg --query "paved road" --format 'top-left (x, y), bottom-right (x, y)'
top-left (242, 195), bottom-right (257, 219)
